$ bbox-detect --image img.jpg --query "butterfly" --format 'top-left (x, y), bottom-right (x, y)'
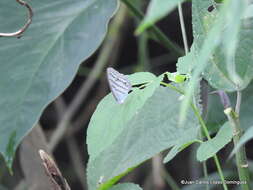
top-left (106, 67), bottom-right (132, 104)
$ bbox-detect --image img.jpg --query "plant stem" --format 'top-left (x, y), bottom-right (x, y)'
top-left (120, 0), bottom-right (184, 56)
top-left (199, 80), bottom-right (210, 190)
top-left (235, 91), bottom-right (242, 115)
top-left (137, 32), bottom-right (150, 71)
top-left (161, 167), bottom-right (181, 190)
top-left (202, 161), bottom-right (209, 190)
top-left (134, 0), bottom-right (150, 71)
top-left (199, 130), bottom-right (210, 190)
top-left (161, 82), bottom-right (228, 190)
top-left (224, 106), bottom-right (251, 190)
top-left (177, 3), bottom-right (189, 54)
top-left (191, 104), bottom-right (228, 190)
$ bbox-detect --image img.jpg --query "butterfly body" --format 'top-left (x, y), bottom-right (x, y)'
top-left (106, 67), bottom-right (132, 104)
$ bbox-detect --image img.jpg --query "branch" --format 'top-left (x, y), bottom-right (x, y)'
top-left (39, 150), bottom-right (71, 190)
top-left (0, 0), bottom-right (33, 37)
top-left (121, 0), bottom-right (184, 56)
top-left (53, 97), bottom-right (87, 189)
top-left (17, 124), bottom-right (53, 190)
top-left (224, 108), bottom-right (251, 190)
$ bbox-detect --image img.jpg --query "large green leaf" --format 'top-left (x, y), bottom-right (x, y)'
top-left (0, 0), bottom-right (117, 167)
top-left (197, 122), bottom-right (233, 162)
top-left (136, 0), bottom-right (185, 34)
top-left (87, 72), bottom-right (161, 160)
top-left (192, 0), bottom-right (252, 91)
top-left (163, 139), bottom-right (200, 163)
top-left (109, 183), bottom-right (142, 190)
top-left (87, 85), bottom-right (199, 190)
top-left (179, 0), bottom-right (251, 126)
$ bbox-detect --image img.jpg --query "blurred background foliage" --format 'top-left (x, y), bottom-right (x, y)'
top-left (0, 0), bottom-right (253, 190)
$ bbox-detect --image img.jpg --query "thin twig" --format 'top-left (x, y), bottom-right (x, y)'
top-left (0, 0), bottom-right (33, 37)
top-left (235, 91), bottom-right (242, 115)
top-left (66, 137), bottom-right (87, 189)
top-left (199, 80), bottom-right (209, 190)
top-left (159, 159), bottom-right (180, 190)
top-left (224, 107), bottom-right (251, 190)
top-left (49, 6), bottom-right (128, 148)
top-left (210, 90), bottom-right (231, 109)
top-left (161, 167), bottom-right (180, 190)
top-left (39, 150), bottom-right (71, 190)
top-left (177, 3), bottom-right (189, 54)
top-left (121, 0), bottom-right (184, 56)
top-left (152, 155), bottom-right (165, 190)
top-left (16, 124), bottom-right (53, 190)
top-left (54, 97), bottom-right (87, 189)
top-left (192, 104), bottom-right (228, 190)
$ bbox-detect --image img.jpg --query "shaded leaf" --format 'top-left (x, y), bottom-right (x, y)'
top-left (87, 73), bottom-right (163, 160)
top-left (179, 0), bottom-right (229, 126)
top-left (192, 0), bottom-right (252, 91)
top-left (206, 81), bottom-right (253, 133)
top-left (136, 0), bottom-right (185, 33)
top-left (197, 122), bottom-right (233, 162)
top-left (179, 0), bottom-right (250, 127)
top-left (0, 0), bottom-right (118, 167)
top-left (163, 139), bottom-right (200, 163)
top-left (176, 46), bottom-right (196, 75)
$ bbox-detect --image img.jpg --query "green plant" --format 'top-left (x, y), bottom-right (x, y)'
top-left (0, 0), bottom-right (253, 190)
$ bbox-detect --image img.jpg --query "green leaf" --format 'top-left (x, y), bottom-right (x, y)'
top-left (0, 0), bottom-right (118, 167)
top-left (163, 139), bottom-right (201, 163)
top-left (197, 122), bottom-right (233, 162)
top-left (128, 72), bottom-right (156, 85)
top-left (109, 183), bottom-right (142, 190)
top-left (179, 0), bottom-right (227, 126)
top-left (192, 0), bottom-right (252, 91)
top-left (176, 47), bottom-right (196, 75)
top-left (206, 81), bottom-right (253, 133)
top-left (179, 0), bottom-right (250, 126)
top-left (205, 92), bottom-right (227, 133)
top-left (230, 126), bottom-right (253, 157)
top-left (87, 86), bottom-right (199, 190)
top-left (136, 0), bottom-right (185, 34)
top-left (243, 4), bottom-right (253, 19)
top-left (239, 82), bottom-right (253, 129)
top-left (87, 73), bottom-right (163, 161)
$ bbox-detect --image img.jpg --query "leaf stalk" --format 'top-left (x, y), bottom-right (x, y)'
top-left (120, 0), bottom-right (184, 56)
top-left (224, 107), bottom-right (251, 190)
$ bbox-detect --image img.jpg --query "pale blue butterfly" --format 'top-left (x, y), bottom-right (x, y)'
top-left (106, 67), bottom-right (132, 104)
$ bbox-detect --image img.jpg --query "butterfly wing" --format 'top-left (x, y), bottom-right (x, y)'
top-left (106, 67), bottom-right (132, 104)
